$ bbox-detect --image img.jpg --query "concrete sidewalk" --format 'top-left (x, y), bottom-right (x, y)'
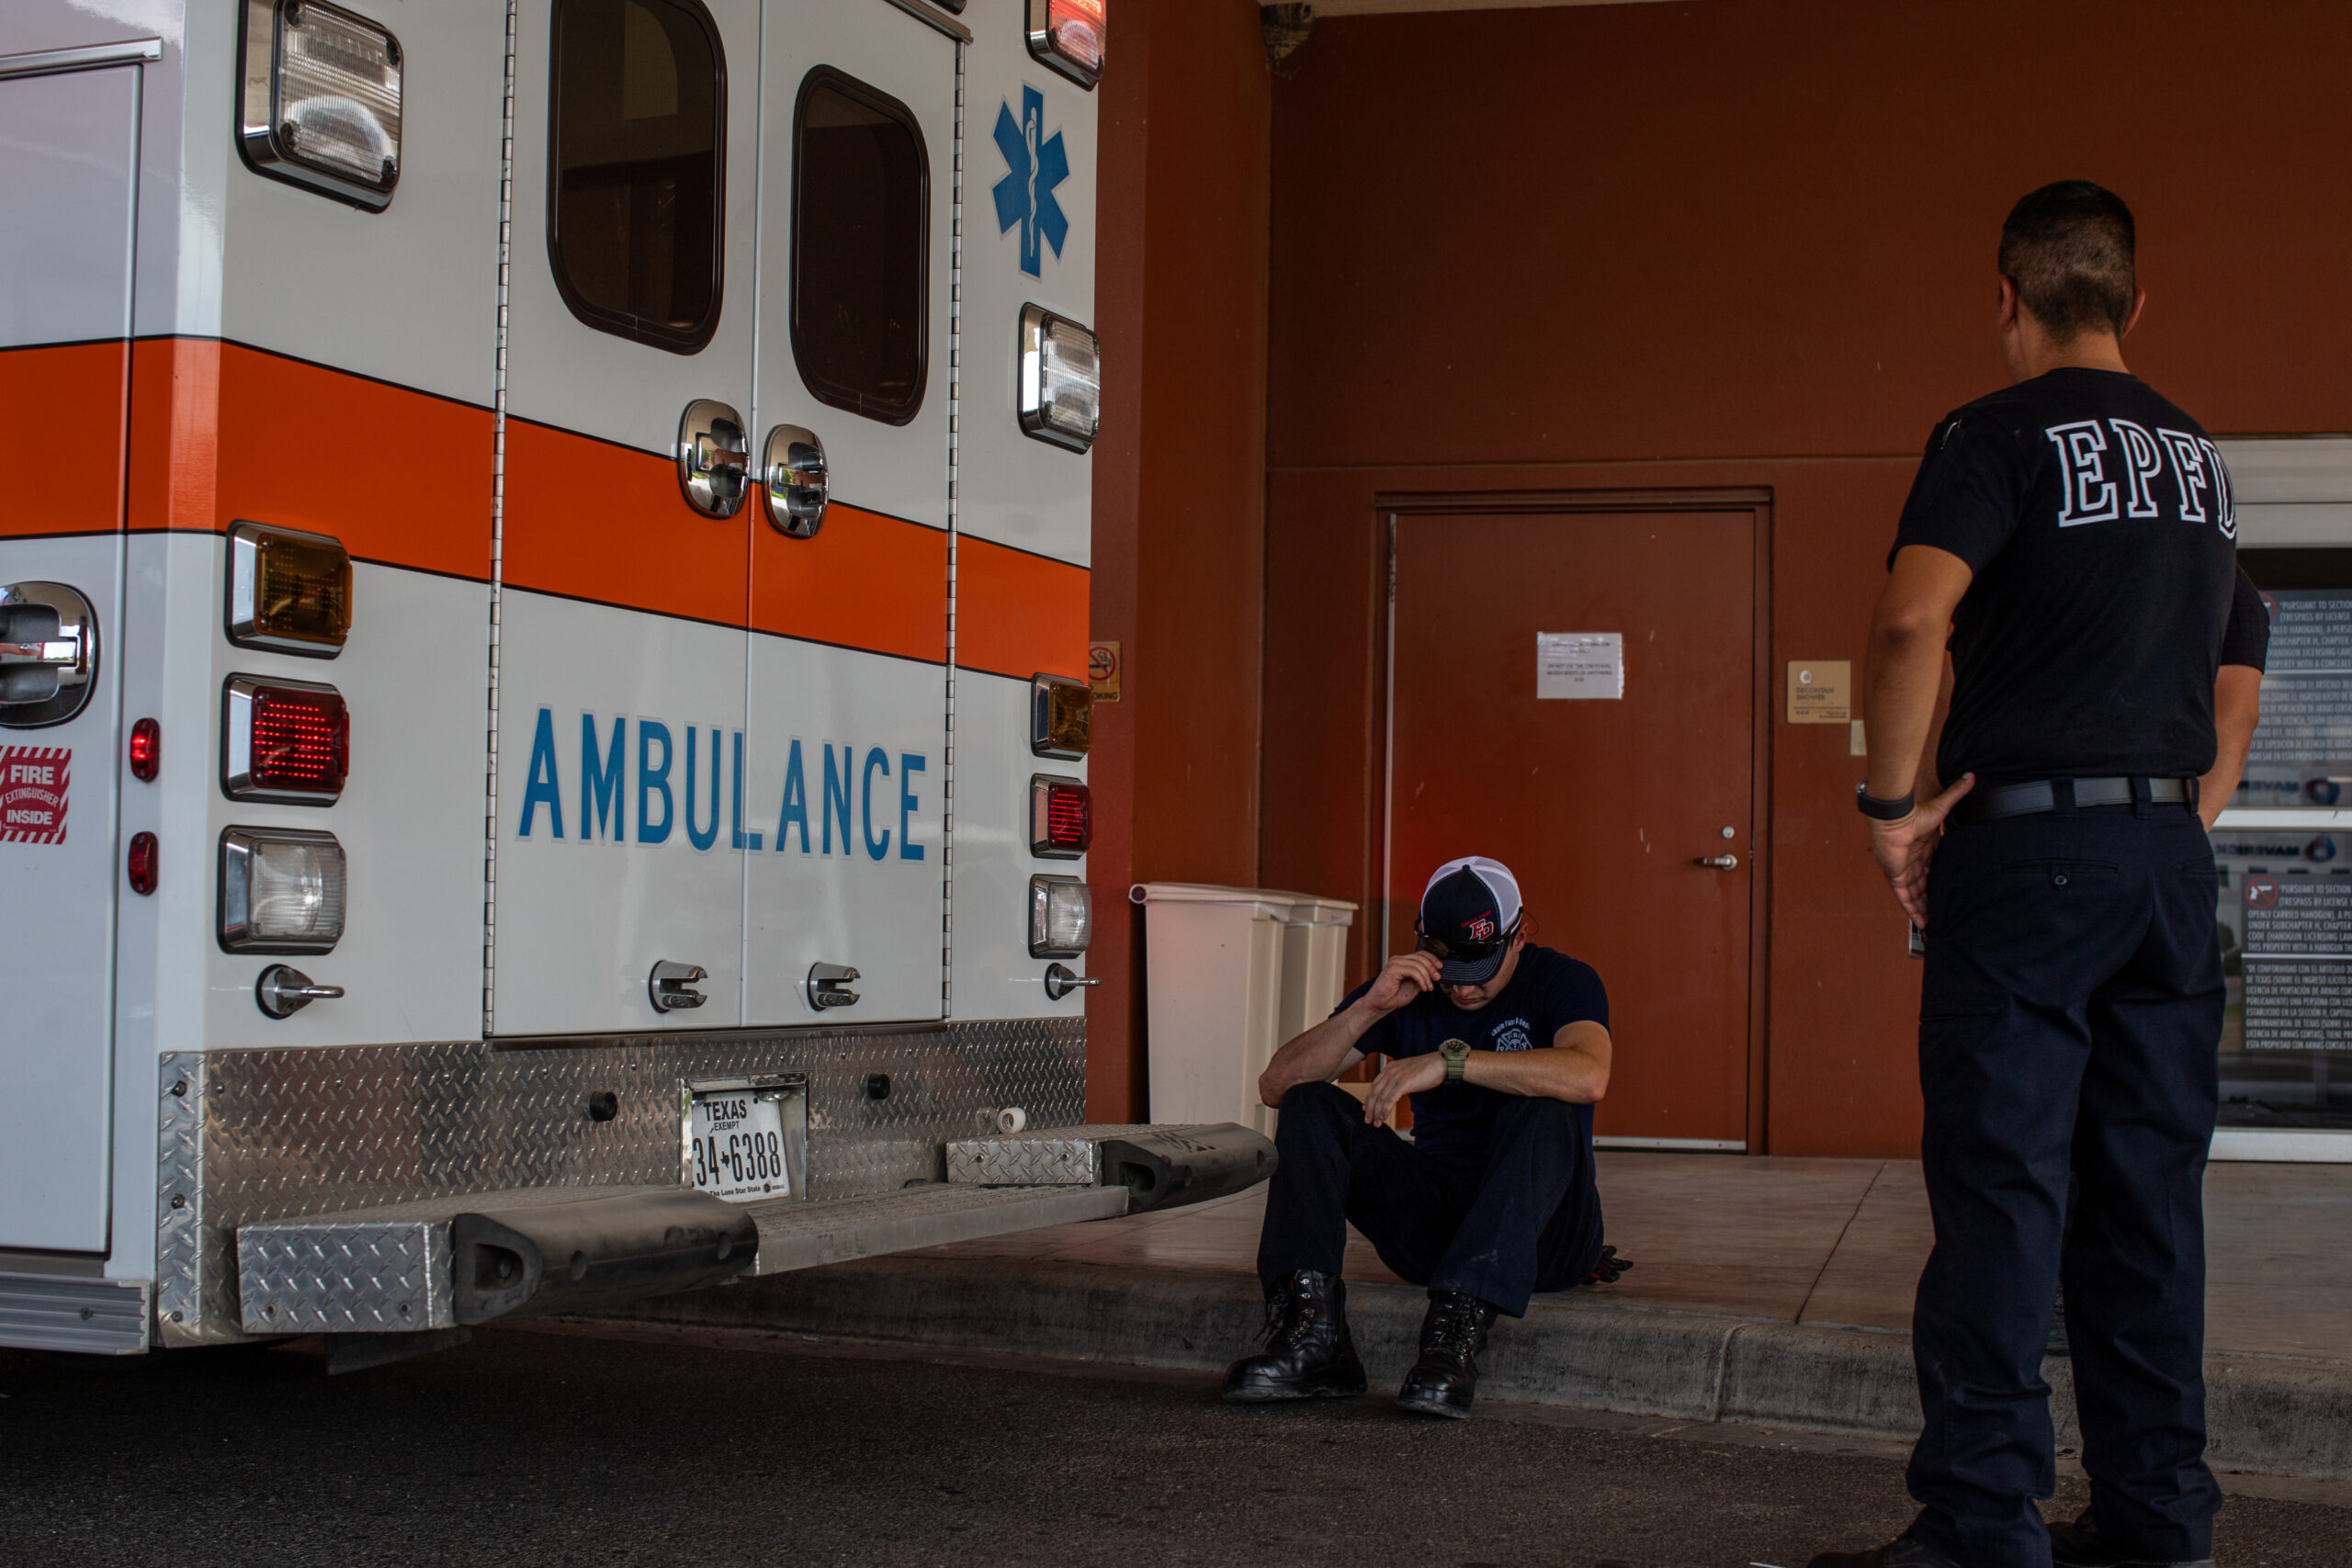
top-left (595, 1153), bottom-right (2352, 1480)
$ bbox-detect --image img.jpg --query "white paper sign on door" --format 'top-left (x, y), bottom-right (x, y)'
top-left (1536, 632), bottom-right (1623, 700)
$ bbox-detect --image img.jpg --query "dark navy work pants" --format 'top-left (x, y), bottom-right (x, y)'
top-left (1907, 802), bottom-right (2223, 1568)
top-left (1254, 1080), bottom-right (1603, 1316)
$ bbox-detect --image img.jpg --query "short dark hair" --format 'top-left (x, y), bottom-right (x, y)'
top-left (1997, 181), bottom-right (2137, 340)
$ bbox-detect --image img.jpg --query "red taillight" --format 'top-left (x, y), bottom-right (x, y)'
top-left (1030, 774), bottom-right (1092, 857)
top-left (129, 716), bottom-right (161, 781)
top-left (128, 830), bottom-right (158, 895)
top-left (222, 675), bottom-right (348, 804)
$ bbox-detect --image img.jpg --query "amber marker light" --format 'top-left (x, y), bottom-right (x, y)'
top-left (226, 522), bottom-right (353, 657)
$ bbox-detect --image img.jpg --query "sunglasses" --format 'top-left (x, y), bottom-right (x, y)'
top-left (1413, 914), bottom-right (1522, 966)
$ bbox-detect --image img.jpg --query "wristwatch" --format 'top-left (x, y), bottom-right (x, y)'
top-left (1439, 1037), bottom-right (1471, 1083)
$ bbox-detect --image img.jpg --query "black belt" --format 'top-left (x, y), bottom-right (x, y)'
top-left (1949, 775), bottom-right (2196, 827)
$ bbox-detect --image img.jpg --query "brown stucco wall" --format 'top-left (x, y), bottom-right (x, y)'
top-left (1258, 0), bottom-right (2352, 1154)
top-left (1086, 0), bottom-right (1273, 1120)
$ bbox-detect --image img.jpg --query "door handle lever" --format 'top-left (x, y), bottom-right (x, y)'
top-left (1693, 853), bottom-right (1739, 871)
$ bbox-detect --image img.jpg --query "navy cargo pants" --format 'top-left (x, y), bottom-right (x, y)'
top-left (1907, 800), bottom-right (2223, 1568)
top-left (1255, 1080), bottom-right (1603, 1316)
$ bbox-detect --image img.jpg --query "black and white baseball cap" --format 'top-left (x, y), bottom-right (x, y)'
top-left (1417, 855), bottom-right (1524, 985)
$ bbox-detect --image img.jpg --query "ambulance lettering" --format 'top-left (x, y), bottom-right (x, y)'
top-left (515, 708), bottom-right (926, 862)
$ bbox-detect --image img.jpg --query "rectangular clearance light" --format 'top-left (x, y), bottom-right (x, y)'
top-left (223, 675), bottom-right (349, 804)
top-left (239, 0), bottom-right (404, 209)
top-left (1030, 875), bottom-right (1092, 958)
top-left (227, 522), bottom-right (353, 657)
top-left (1030, 774), bottom-right (1092, 859)
top-left (1031, 673), bottom-right (1092, 759)
top-left (1017, 304), bottom-right (1100, 453)
top-left (1026, 0), bottom-right (1105, 89)
top-left (220, 827), bottom-right (347, 953)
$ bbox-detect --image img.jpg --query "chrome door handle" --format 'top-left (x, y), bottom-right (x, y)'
top-left (1693, 853), bottom-right (1739, 871)
top-left (676, 400), bottom-right (750, 518)
top-left (255, 964), bottom-right (344, 1019)
top-left (808, 963), bottom-right (860, 1010)
top-left (1044, 963), bottom-right (1100, 1001)
top-left (1, 581), bottom-right (98, 726)
top-left (762, 424), bottom-right (830, 539)
top-left (650, 960), bottom-right (708, 1011)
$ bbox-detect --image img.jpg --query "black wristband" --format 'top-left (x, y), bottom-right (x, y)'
top-left (1855, 783), bottom-right (1915, 821)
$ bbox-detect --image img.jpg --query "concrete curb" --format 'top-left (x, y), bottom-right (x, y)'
top-left (590, 1257), bottom-right (2352, 1481)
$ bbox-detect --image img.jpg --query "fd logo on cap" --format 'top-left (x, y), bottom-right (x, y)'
top-left (1465, 911), bottom-right (1497, 942)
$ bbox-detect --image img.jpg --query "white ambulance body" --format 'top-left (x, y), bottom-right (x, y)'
top-left (0, 0), bottom-right (1261, 1358)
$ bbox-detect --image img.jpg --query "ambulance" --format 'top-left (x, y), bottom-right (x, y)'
top-left (0, 0), bottom-right (1266, 1362)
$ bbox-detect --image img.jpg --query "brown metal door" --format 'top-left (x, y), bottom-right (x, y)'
top-left (1387, 508), bottom-right (1759, 1147)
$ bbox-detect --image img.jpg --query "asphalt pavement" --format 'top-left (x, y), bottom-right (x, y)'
top-left (2, 1325), bottom-right (2346, 1568)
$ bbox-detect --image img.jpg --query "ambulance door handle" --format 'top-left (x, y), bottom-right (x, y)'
top-left (1693, 853), bottom-right (1739, 871)
top-left (761, 424), bottom-right (830, 539)
top-left (1043, 963), bottom-right (1098, 1001)
top-left (676, 400), bottom-right (750, 519)
top-left (0, 581), bottom-right (99, 728)
top-left (255, 964), bottom-right (343, 1020)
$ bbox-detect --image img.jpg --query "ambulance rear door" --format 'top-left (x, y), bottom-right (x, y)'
top-left (492, 0), bottom-right (760, 1036)
top-left (740, 0), bottom-right (960, 1024)
top-left (0, 50), bottom-right (142, 1250)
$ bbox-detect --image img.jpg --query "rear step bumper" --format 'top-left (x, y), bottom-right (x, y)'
top-left (232, 1122), bottom-right (1271, 1337)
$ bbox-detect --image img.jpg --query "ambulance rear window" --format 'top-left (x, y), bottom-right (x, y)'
top-left (548, 0), bottom-right (726, 353)
top-left (791, 70), bottom-right (928, 424)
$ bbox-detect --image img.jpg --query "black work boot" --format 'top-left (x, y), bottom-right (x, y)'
top-left (1805, 1537), bottom-right (1963, 1568)
top-left (1221, 1269), bottom-right (1367, 1403)
top-left (1395, 1290), bottom-right (1498, 1419)
top-left (2048, 1510), bottom-right (2216, 1568)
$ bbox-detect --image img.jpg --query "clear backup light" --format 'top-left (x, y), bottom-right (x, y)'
top-left (1027, 0), bottom-right (1105, 89)
top-left (1018, 304), bottom-right (1101, 453)
top-left (227, 522), bottom-right (353, 658)
top-left (239, 0), bottom-right (403, 211)
top-left (220, 828), bottom-right (347, 953)
top-left (1030, 875), bottom-right (1092, 958)
top-left (1031, 673), bottom-right (1092, 759)
top-left (1030, 774), bottom-right (1092, 858)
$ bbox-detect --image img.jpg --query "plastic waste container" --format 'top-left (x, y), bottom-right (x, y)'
top-left (1129, 883), bottom-right (1359, 1136)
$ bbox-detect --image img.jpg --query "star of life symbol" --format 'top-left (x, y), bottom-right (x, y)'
top-left (992, 85), bottom-right (1069, 277)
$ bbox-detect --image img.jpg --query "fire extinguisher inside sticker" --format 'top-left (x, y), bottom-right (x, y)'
top-left (1, 746), bottom-right (69, 843)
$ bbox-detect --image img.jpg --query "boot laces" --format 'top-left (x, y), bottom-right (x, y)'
top-left (1261, 1279), bottom-right (1324, 1349)
top-left (1424, 1296), bottom-right (1487, 1359)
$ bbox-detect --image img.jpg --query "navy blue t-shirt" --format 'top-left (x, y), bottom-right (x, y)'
top-left (1334, 944), bottom-right (1609, 1168)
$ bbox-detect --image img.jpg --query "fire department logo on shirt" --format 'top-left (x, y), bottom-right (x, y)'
top-left (1, 746), bottom-right (69, 844)
top-left (1491, 1017), bottom-right (1534, 1052)
top-left (992, 85), bottom-right (1070, 277)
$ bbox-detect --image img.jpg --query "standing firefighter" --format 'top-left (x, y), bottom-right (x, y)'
top-left (1813, 183), bottom-right (2267, 1568)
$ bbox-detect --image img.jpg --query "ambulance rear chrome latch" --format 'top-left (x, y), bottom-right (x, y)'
top-left (0, 581), bottom-right (98, 728)
top-left (807, 963), bottom-right (860, 1010)
top-left (649, 960), bottom-right (708, 1011)
top-left (254, 964), bottom-right (344, 1020)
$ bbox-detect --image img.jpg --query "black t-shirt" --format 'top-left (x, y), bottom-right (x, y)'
top-left (1893, 367), bottom-right (2241, 784)
top-left (1335, 944), bottom-right (1608, 1168)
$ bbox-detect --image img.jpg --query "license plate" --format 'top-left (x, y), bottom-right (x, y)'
top-left (688, 1088), bottom-right (794, 1200)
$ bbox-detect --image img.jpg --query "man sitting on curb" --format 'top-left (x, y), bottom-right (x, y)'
top-left (1223, 855), bottom-right (1625, 1420)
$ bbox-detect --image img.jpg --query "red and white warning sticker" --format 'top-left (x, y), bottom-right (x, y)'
top-left (1, 745), bottom-right (70, 844)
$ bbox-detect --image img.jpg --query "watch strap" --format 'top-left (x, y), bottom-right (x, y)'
top-left (1855, 783), bottom-right (1916, 821)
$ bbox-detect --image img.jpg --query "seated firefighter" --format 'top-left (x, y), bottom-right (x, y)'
top-left (1224, 855), bottom-right (1624, 1420)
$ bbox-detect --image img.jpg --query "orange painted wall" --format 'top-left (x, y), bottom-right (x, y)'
top-left (1084, 0), bottom-right (1274, 1119)
top-left (1258, 0), bottom-right (2352, 1155)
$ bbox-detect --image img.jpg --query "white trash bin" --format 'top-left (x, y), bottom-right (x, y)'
top-left (1131, 883), bottom-right (1359, 1137)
